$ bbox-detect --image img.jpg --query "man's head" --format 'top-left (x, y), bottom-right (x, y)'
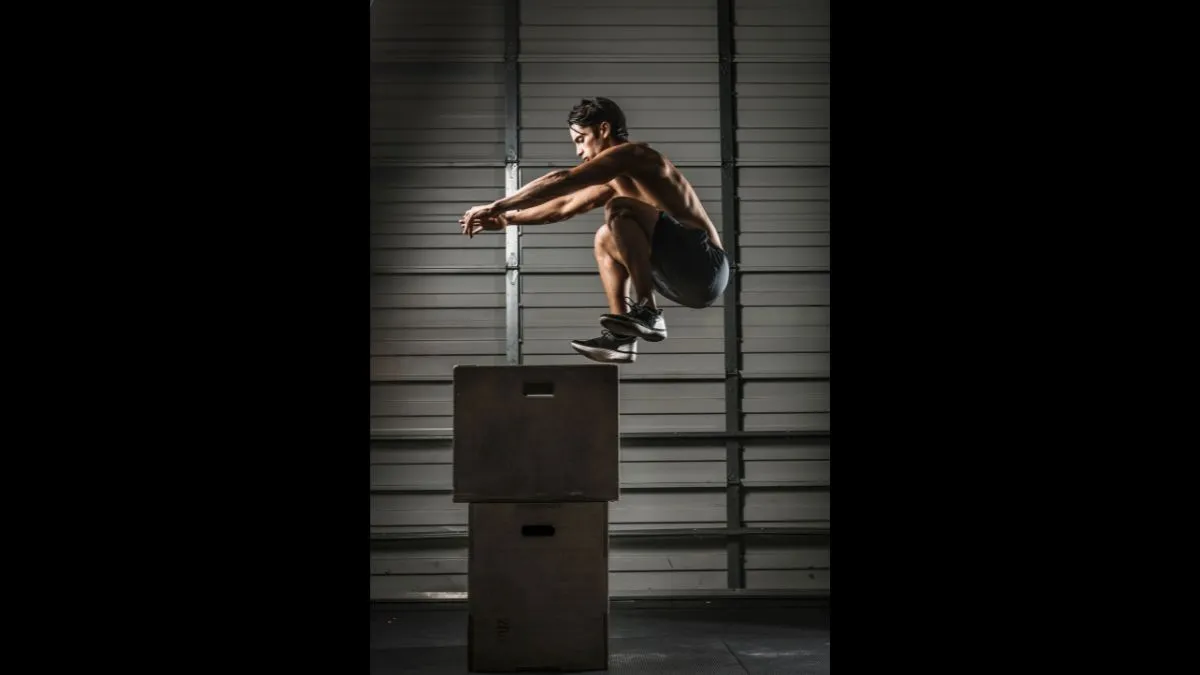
top-left (567, 97), bottom-right (628, 162)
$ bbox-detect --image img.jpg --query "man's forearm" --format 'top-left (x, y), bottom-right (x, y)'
top-left (492, 170), bottom-right (574, 213)
top-left (504, 200), bottom-right (569, 226)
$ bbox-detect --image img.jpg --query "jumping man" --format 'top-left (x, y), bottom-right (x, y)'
top-left (459, 97), bottom-right (730, 364)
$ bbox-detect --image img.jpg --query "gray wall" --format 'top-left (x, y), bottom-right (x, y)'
top-left (734, 0), bottom-right (829, 591)
top-left (370, 0), bottom-right (829, 601)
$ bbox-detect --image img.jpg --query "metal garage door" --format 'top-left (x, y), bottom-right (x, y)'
top-left (370, 0), bottom-right (829, 601)
top-left (734, 0), bottom-right (830, 595)
top-left (370, 0), bottom-right (506, 599)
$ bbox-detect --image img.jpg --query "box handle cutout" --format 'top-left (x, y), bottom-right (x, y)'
top-left (521, 524), bottom-right (556, 537)
top-left (523, 381), bottom-right (554, 398)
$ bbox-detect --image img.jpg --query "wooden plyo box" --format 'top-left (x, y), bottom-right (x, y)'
top-left (467, 502), bottom-right (609, 673)
top-left (452, 365), bottom-right (619, 503)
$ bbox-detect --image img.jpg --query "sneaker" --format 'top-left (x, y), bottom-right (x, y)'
top-left (600, 298), bottom-right (667, 342)
top-left (570, 330), bottom-right (638, 363)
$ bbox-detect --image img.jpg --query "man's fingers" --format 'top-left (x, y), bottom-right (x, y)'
top-left (460, 210), bottom-right (500, 239)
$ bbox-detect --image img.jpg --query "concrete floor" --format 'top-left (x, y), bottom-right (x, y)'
top-left (371, 602), bottom-right (830, 674)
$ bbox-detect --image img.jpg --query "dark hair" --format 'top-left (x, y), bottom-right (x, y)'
top-left (567, 97), bottom-right (628, 140)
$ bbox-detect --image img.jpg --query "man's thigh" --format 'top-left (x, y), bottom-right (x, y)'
top-left (605, 196), bottom-right (660, 243)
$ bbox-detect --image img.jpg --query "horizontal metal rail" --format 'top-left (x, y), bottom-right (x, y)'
top-left (370, 430), bottom-right (829, 443)
top-left (371, 526), bottom-right (827, 543)
top-left (370, 588), bottom-right (830, 604)
top-left (371, 266), bottom-right (507, 275)
top-left (369, 479), bottom-right (829, 495)
top-left (367, 161), bottom-right (508, 168)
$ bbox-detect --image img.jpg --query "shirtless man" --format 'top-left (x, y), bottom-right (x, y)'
top-left (459, 97), bottom-right (730, 364)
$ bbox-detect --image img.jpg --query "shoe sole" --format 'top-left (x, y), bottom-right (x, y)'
top-left (600, 315), bottom-right (667, 342)
top-left (570, 341), bottom-right (637, 363)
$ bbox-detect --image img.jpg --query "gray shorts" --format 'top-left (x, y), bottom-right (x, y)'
top-left (649, 211), bottom-right (730, 309)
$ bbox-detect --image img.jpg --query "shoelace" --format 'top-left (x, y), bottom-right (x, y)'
top-left (622, 297), bottom-right (659, 317)
top-left (600, 329), bottom-right (634, 343)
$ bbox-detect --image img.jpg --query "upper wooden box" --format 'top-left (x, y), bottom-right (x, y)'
top-left (452, 364), bottom-right (619, 502)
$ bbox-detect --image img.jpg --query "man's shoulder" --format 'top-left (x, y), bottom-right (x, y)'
top-left (626, 140), bottom-right (657, 155)
top-left (619, 141), bottom-right (665, 166)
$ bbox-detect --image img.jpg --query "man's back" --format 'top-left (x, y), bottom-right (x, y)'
top-left (599, 141), bottom-right (724, 250)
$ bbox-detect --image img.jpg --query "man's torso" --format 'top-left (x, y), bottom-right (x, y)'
top-left (604, 144), bottom-right (723, 249)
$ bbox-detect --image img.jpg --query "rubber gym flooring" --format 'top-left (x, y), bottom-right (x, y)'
top-left (371, 602), bottom-right (830, 674)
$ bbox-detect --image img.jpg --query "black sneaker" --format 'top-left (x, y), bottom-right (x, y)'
top-left (570, 330), bottom-right (638, 363)
top-left (600, 298), bottom-right (667, 342)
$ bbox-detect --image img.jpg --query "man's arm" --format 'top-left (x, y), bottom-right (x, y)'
top-left (504, 183), bottom-right (615, 225)
top-left (490, 143), bottom-right (648, 213)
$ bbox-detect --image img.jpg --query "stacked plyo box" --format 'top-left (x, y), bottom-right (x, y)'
top-left (453, 364), bottom-right (620, 673)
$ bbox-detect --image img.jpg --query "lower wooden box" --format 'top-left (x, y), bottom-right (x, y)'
top-left (467, 502), bottom-right (609, 672)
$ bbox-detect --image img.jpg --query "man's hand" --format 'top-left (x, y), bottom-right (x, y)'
top-left (459, 204), bottom-right (507, 238)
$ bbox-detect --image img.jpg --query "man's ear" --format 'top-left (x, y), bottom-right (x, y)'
top-left (598, 121), bottom-right (611, 140)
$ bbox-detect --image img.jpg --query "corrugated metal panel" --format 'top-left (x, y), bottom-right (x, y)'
top-left (739, 265), bottom-right (830, 412)
top-left (740, 308), bottom-right (829, 379)
top-left (369, 536), bottom-right (730, 599)
top-left (371, 543), bottom-right (469, 597)
top-left (611, 490), bottom-right (727, 530)
top-left (744, 540), bottom-right (830, 591)
top-left (742, 488), bottom-right (829, 529)
top-left (619, 386), bottom-right (726, 433)
top-left (743, 382), bottom-right (829, 432)
top-left (521, 0), bottom-right (718, 63)
top-left (733, 0), bottom-right (829, 39)
top-left (370, 0), bottom-right (508, 164)
top-left (368, 538), bottom-right (831, 598)
top-left (370, 80), bottom-right (507, 163)
top-left (370, 1), bottom-right (505, 63)
top-left (371, 385), bottom-right (457, 435)
top-left (369, 1), bottom-right (510, 559)
top-left (731, 0), bottom-right (831, 596)
top-left (520, 0), bottom-right (721, 169)
top-left (622, 443), bottom-right (726, 485)
top-left (742, 441), bottom-right (829, 485)
top-left (736, 60), bottom-right (828, 165)
top-left (371, 493), bottom-right (467, 534)
top-left (737, 168), bottom-right (828, 271)
top-left (610, 538), bottom-right (729, 592)
top-left (734, 0), bottom-right (829, 63)
top-left (370, 167), bottom-right (508, 394)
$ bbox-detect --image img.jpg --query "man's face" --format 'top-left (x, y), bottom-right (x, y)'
top-left (569, 123), bottom-right (608, 163)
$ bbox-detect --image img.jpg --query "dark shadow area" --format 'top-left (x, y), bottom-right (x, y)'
top-left (371, 604), bottom-right (829, 674)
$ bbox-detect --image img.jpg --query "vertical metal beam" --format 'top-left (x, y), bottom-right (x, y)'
top-left (718, 0), bottom-right (744, 591)
top-left (505, 172), bottom-right (520, 365)
top-left (503, 0), bottom-right (521, 365)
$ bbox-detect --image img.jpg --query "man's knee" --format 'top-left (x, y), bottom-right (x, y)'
top-left (605, 196), bottom-right (640, 223)
top-left (594, 223), bottom-right (612, 253)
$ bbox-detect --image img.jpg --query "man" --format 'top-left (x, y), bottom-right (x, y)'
top-left (459, 97), bottom-right (729, 364)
